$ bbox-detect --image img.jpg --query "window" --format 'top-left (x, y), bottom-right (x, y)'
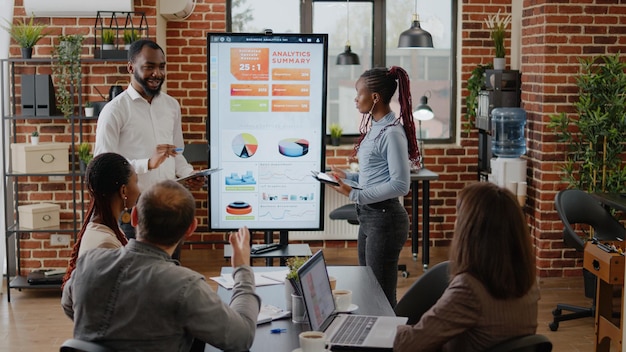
top-left (228, 0), bottom-right (456, 142)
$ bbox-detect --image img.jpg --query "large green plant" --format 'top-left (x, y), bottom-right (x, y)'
top-left (52, 34), bottom-right (84, 119)
top-left (548, 53), bottom-right (626, 194)
top-left (1, 15), bottom-right (48, 48)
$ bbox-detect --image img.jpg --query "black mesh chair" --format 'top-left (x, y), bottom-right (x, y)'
top-left (60, 339), bottom-right (113, 352)
top-left (549, 189), bottom-right (626, 331)
top-left (485, 334), bottom-right (553, 352)
top-left (394, 260), bottom-right (449, 325)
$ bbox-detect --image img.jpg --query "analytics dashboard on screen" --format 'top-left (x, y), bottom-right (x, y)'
top-left (208, 32), bottom-right (328, 231)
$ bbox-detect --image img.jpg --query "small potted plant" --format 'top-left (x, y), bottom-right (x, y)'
top-left (102, 29), bottom-right (116, 50)
top-left (484, 10), bottom-right (511, 70)
top-left (123, 29), bottom-right (139, 50)
top-left (329, 123), bottom-right (343, 146)
top-left (30, 130), bottom-right (39, 145)
top-left (84, 101), bottom-right (94, 118)
top-left (78, 142), bottom-right (93, 173)
top-left (1, 15), bottom-right (49, 59)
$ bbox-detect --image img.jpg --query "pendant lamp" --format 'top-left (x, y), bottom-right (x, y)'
top-left (398, 0), bottom-right (433, 48)
top-left (336, 0), bottom-right (360, 65)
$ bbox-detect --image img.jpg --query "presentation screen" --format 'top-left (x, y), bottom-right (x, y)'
top-left (207, 32), bottom-right (329, 231)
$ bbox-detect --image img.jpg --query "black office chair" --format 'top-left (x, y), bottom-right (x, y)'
top-left (394, 260), bottom-right (449, 324)
top-left (60, 338), bottom-right (113, 352)
top-left (549, 189), bottom-right (626, 331)
top-left (484, 334), bottom-right (553, 352)
top-left (329, 203), bottom-right (410, 277)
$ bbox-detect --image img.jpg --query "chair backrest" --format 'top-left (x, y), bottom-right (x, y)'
top-left (60, 338), bottom-right (113, 352)
top-left (554, 189), bottom-right (626, 251)
top-left (484, 334), bottom-right (552, 352)
top-left (394, 260), bottom-right (450, 325)
top-left (182, 143), bottom-right (209, 164)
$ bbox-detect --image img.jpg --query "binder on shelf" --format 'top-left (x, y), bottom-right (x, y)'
top-left (35, 75), bottom-right (57, 116)
top-left (21, 74), bottom-right (36, 116)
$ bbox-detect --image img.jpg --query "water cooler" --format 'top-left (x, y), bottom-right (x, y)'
top-left (489, 107), bottom-right (527, 205)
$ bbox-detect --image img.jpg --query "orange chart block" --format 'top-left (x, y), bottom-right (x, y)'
top-left (272, 84), bottom-right (310, 97)
top-left (272, 68), bottom-right (311, 81)
top-left (272, 100), bottom-right (310, 112)
top-left (231, 84), bottom-right (269, 96)
top-left (230, 48), bottom-right (270, 81)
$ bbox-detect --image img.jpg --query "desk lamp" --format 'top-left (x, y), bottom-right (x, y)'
top-left (413, 94), bottom-right (434, 168)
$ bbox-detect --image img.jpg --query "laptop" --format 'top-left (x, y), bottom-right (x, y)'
top-left (297, 250), bottom-right (408, 350)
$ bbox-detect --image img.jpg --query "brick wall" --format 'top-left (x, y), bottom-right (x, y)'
top-left (7, 0), bottom-right (626, 277)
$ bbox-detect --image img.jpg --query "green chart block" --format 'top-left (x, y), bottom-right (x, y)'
top-left (231, 99), bottom-right (269, 112)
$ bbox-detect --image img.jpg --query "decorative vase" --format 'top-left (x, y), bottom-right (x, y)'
top-left (493, 57), bottom-right (506, 70)
top-left (30, 136), bottom-right (39, 145)
top-left (84, 107), bottom-right (95, 118)
top-left (284, 282), bottom-right (295, 311)
top-left (331, 136), bottom-right (341, 146)
top-left (102, 44), bottom-right (115, 50)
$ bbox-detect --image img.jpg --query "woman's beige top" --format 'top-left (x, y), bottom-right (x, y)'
top-left (77, 222), bottom-right (123, 257)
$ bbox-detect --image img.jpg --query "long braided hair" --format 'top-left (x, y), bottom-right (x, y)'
top-left (353, 66), bottom-right (420, 166)
top-left (62, 153), bottom-right (133, 287)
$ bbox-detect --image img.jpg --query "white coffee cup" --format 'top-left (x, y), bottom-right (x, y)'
top-left (299, 331), bottom-right (327, 352)
top-left (332, 289), bottom-right (352, 311)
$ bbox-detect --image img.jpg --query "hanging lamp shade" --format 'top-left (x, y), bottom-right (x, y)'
top-left (337, 41), bottom-right (360, 65)
top-left (398, 14), bottom-right (433, 48)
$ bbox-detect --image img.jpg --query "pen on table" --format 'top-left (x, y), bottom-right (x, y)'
top-left (270, 328), bottom-right (287, 334)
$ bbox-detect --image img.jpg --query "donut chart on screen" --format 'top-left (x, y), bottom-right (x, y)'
top-left (226, 201), bottom-right (252, 215)
top-left (232, 133), bottom-right (259, 158)
top-left (278, 138), bottom-right (309, 157)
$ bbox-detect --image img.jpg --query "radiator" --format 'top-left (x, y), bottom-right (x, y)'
top-left (289, 188), bottom-right (359, 241)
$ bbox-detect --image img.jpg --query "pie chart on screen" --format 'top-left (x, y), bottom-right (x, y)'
top-left (232, 133), bottom-right (259, 158)
top-left (278, 138), bottom-right (309, 157)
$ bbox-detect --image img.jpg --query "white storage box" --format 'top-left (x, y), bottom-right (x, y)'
top-left (11, 143), bottom-right (70, 173)
top-left (18, 203), bottom-right (61, 229)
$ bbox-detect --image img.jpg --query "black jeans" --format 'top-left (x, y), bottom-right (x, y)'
top-left (356, 198), bottom-right (408, 307)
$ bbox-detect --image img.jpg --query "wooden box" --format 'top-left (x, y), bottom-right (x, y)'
top-left (18, 203), bottom-right (60, 229)
top-left (583, 243), bottom-right (625, 285)
top-left (11, 143), bottom-right (70, 173)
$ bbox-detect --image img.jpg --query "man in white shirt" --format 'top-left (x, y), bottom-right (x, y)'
top-left (95, 39), bottom-right (203, 248)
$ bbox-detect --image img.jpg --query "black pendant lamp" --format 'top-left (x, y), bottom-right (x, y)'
top-left (398, 0), bottom-right (433, 48)
top-left (336, 0), bottom-right (360, 65)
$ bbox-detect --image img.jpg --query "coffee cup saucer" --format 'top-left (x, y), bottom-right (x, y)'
top-left (291, 348), bottom-right (330, 352)
top-left (336, 303), bottom-right (358, 313)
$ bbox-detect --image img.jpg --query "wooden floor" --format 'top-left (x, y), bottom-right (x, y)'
top-left (0, 246), bottom-right (618, 351)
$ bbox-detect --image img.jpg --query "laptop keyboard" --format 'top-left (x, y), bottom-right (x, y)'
top-left (331, 315), bottom-right (377, 345)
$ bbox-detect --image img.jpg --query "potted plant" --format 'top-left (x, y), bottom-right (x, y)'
top-left (548, 53), bottom-right (626, 195)
top-left (329, 123), bottom-right (343, 146)
top-left (123, 29), bottom-right (139, 49)
top-left (484, 10), bottom-right (511, 70)
top-left (30, 130), bottom-right (39, 145)
top-left (102, 29), bottom-right (116, 50)
top-left (52, 34), bottom-right (84, 119)
top-left (464, 63), bottom-right (493, 132)
top-left (84, 101), bottom-right (94, 118)
top-left (1, 15), bottom-right (49, 59)
top-left (285, 256), bottom-right (307, 312)
top-left (77, 142), bottom-right (93, 173)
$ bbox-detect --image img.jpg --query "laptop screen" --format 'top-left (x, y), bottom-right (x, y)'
top-left (297, 250), bottom-right (336, 331)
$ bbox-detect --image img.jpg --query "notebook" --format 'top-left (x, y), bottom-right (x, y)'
top-left (297, 250), bottom-right (407, 350)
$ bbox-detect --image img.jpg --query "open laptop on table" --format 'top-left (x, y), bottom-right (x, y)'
top-left (297, 250), bottom-right (407, 351)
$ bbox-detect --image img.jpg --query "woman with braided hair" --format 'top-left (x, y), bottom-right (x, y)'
top-left (330, 66), bottom-right (420, 306)
top-left (62, 152), bottom-right (140, 287)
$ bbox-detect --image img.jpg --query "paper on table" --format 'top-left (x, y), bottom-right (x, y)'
top-left (257, 304), bottom-right (291, 325)
top-left (210, 272), bottom-right (287, 289)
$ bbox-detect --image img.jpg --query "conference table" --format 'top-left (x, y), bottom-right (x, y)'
top-left (204, 265), bottom-right (396, 352)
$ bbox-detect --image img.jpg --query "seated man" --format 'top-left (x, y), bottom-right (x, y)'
top-left (62, 180), bottom-right (260, 352)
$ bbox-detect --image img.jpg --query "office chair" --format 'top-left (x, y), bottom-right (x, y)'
top-left (329, 203), bottom-right (410, 277)
top-left (549, 189), bottom-right (626, 331)
top-left (394, 260), bottom-right (449, 324)
top-left (59, 338), bottom-right (113, 352)
top-left (484, 334), bottom-right (553, 352)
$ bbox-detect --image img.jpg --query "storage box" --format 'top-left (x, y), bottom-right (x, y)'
top-left (11, 143), bottom-right (70, 173)
top-left (18, 203), bottom-right (61, 229)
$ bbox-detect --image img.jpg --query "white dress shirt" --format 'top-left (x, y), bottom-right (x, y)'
top-left (95, 85), bottom-right (193, 191)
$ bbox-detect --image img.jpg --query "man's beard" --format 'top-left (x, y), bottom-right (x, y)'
top-left (134, 71), bottom-right (163, 98)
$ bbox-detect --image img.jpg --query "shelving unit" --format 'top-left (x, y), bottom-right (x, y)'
top-left (1, 58), bottom-right (86, 302)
